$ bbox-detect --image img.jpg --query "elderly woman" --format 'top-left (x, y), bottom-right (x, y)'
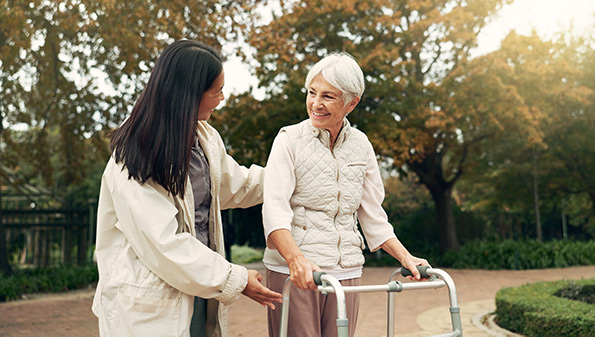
top-left (262, 52), bottom-right (429, 337)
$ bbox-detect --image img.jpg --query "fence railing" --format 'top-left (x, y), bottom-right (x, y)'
top-left (2, 208), bottom-right (91, 267)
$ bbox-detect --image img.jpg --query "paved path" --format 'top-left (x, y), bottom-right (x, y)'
top-left (1, 265), bottom-right (594, 336)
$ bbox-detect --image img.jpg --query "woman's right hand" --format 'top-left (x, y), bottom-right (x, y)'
top-left (287, 254), bottom-right (321, 290)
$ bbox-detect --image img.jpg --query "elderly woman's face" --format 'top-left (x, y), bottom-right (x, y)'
top-left (306, 74), bottom-right (358, 139)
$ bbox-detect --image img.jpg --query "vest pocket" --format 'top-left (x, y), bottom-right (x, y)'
top-left (291, 206), bottom-right (308, 246)
top-left (345, 161), bottom-right (366, 186)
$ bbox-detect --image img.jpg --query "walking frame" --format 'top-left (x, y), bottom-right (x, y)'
top-left (279, 266), bottom-right (462, 337)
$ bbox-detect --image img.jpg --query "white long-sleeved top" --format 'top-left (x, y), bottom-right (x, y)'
top-left (262, 119), bottom-right (397, 277)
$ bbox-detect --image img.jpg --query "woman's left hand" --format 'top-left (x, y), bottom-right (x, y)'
top-left (242, 270), bottom-right (283, 309)
top-left (380, 238), bottom-right (430, 281)
top-left (400, 255), bottom-right (430, 281)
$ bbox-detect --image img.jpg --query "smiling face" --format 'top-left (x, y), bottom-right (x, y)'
top-left (198, 70), bottom-right (225, 121)
top-left (306, 74), bottom-right (359, 140)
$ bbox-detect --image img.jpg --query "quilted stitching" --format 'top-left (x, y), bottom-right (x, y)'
top-left (284, 119), bottom-right (369, 268)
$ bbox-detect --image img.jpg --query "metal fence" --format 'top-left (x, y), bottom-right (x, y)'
top-left (2, 208), bottom-right (93, 267)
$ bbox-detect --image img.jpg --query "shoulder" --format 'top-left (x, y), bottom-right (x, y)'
top-left (280, 119), bottom-right (313, 138)
top-left (348, 126), bottom-right (372, 147)
top-left (281, 119), bottom-right (310, 132)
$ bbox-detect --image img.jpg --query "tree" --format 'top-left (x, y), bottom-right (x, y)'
top-left (453, 32), bottom-right (594, 239)
top-left (216, 0), bottom-right (514, 252)
top-left (0, 0), bottom-right (263, 274)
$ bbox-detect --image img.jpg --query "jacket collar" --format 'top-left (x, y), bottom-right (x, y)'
top-left (307, 118), bottom-right (351, 149)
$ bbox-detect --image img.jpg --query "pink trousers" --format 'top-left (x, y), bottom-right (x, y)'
top-left (266, 270), bottom-right (361, 337)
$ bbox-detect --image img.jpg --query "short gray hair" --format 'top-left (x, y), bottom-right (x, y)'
top-left (305, 52), bottom-right (365, 106)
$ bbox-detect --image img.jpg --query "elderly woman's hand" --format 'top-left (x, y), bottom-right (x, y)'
top-left (287, 254), bottom-right (321, 290)
top-left (400, 255), bottom-right (430, 281)
top-left (379, 237), bottom-right (430, 281)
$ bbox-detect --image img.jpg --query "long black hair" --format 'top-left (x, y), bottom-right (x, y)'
top-left (110, 40), bottom-right (223, 198)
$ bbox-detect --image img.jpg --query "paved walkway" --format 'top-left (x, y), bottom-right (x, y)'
top-left (1, 265), bottom-right (594, 337)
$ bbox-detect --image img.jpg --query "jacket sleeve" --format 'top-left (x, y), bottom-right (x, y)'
top-left (110, 174), bottom-right (248, 305)
top-left (262, 131), bottom-right (296, 240)
top-left (215, 131), bottom-right (265, 210)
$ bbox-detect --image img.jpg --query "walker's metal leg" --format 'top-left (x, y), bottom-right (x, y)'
top-left (386, 267), bottom-right (462, 337)
top-left (320, 274), bottom-right (349, 337)
top-left (387, 268), bottom-right (402, 337)
top-left (279, 277), bottom-right (293, 337)
top-left (428, 269), bottom-right (462, 337)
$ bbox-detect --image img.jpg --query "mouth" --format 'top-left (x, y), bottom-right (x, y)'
top-left (312, 111), bottom-right (329, 117)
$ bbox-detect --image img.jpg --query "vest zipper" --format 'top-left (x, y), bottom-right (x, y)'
top-left (332, 150), bottom-right (342, 265)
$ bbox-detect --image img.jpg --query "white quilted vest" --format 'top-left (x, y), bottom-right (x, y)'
top-left (265, 119), bottom-right (369, 269)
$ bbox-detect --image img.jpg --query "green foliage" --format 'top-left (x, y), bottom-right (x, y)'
top-left (365, 239), bottom-right (595, 270)
top-left (0, 263), bottom-right (98, 302)
top-left (230, 244), bottom-right (264, 265)
top-left (496, 279), bottom-right (595, 337)
top-left (0, 0), bottom-right (263, 198)
top-left (440, 239), bottom-right (595, 270)
top-left (554, 281), bottom-right (595, 305)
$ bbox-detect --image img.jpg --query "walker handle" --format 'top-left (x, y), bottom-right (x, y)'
top-left (313, 271), bottom-right (327, 285)
top-left (401, 265), bottom-right (431, 279)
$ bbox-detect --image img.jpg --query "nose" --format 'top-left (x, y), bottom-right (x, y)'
top-left (311, 95), bottom-right (323, 109)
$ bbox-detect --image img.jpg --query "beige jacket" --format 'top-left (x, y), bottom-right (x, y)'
top-left (92, 121), bottom-right (263, 337)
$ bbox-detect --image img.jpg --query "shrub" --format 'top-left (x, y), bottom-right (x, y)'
top-left (231, 244), bottom-right (264, 265)
top-left (554, 281), bottom-right (595, 305)
top-left (365, 239), bottom-right (595, 270)
top-left (496, 279), bottom-right (595, 336)
top-left (439, 239), bottom-right (595, 269)
top-left (0, 263), bottom-right (98, 302)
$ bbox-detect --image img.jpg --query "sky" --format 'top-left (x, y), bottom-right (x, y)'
top-left (221, 0), bottom-right (595, 101)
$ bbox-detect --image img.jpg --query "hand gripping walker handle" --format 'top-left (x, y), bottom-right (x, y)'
top-left (313, 271), bottom-right (327, 285)
top-left (400, 265), bottom-right (431, 279)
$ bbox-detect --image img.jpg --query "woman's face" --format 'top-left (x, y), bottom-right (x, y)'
top-left (306, 74), bottom-right (359, 139)
top-left (198, 70), bottom-right (225, 121)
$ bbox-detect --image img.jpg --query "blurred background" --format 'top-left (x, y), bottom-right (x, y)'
top-left (1, 0), bottom-right (594, 279)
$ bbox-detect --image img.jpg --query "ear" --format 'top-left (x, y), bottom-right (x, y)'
top-left (346, 96), bottom-right (360, 113)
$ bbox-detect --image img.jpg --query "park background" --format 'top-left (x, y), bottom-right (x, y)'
top-left (1, 0), bottom-right (594, 328)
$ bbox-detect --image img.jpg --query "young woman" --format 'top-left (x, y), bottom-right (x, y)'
top-left (92, 39), bottom-right (281, 337)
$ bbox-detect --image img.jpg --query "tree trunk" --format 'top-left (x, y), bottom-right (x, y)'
top-left (0, 177), bottom-right (13, 275)
top-left (532, 151), bottom-right (543, 242)
top-left (431, 186), bottom-right (460, 253)
top-left (408, 154), bottom-right (461, 253)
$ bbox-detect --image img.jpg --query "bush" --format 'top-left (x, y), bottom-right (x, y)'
top-left (0, 263), bottom-right (98, 302)
top-left (231, 244), bottom-right (264, 265)
top-left (439, 239), bottom-right (595, 269)
top-left (364, 239), bottom-right (595, 270)
top-left (554, 281), bottom-right (595, 305)
top-left (496, 279), bottom-right (595, 337)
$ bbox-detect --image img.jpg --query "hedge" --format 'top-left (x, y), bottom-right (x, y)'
top-left (439, 239), bottom-right (595, 269)
top-left (0, 263), bottom-right (98, 302)
top-left (495, 278), bottom-right (595, 337)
